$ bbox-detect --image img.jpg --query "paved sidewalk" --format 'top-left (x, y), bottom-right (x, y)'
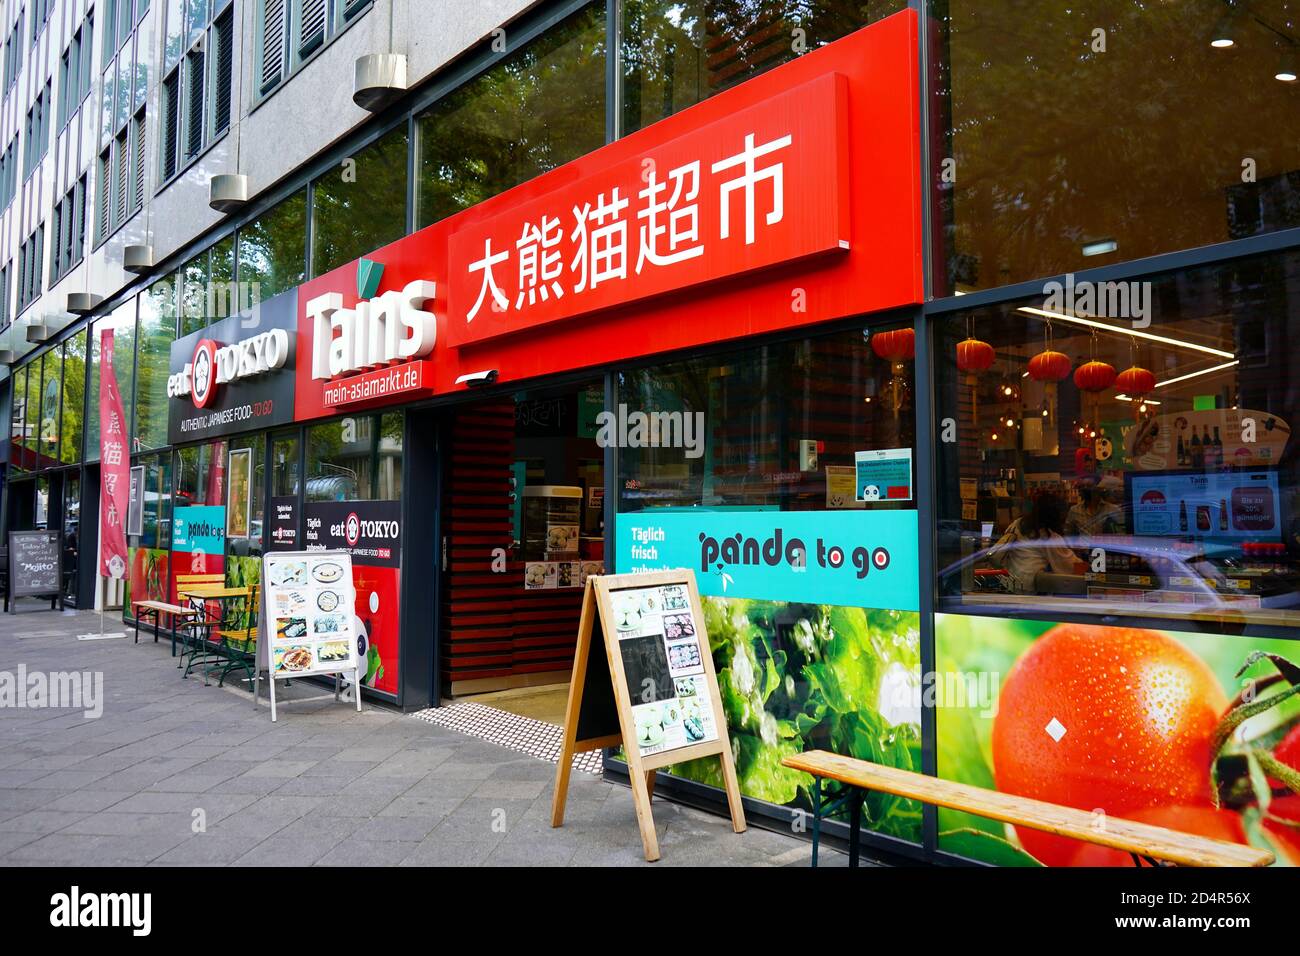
top-left (0, 605), bottom-right (832, 867)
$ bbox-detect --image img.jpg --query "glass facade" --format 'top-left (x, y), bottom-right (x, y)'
top-left (60, 331), bottom-right (86, 465)
top-left (1, 1), bottom-right (1296, 867)
top-left (621, 0), bottom-right (905, 134)
top-left (237, 189), bottom-right (308, 299)
top-left (935, 250), bottom-right (1300, 636)
top-left (306, 413), bottom-right (406, 503)
top-left (311, 124), bottom-right (408, 277)
top-left (135, 281), bottom-right (176, 453)
top-left (414, 3), bottom-right (606, 230)
top-left (932, 0), bottom-right (1300, 294)
top-left (85, 301), bottom-right (136, 463)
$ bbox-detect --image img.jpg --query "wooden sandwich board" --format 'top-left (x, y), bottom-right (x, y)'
top-left (551, 569), bottom-right (745, 862)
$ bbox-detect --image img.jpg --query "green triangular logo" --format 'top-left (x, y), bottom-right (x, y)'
top-left (357, 258), bottom-right (384, 299)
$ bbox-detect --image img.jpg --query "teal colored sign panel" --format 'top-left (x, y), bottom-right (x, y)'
top-left (173, 505), bottom-right (227, 556)
top-left (615, 509), bottom-right (920, 611)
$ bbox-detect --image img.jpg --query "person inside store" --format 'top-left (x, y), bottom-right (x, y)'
top-left (986, 491), bottom-right (1079, 593)
top-left (1063, 474), bottom-right (1124, 541)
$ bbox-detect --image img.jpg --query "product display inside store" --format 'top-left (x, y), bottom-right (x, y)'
top-left (937, 252), bottom-right (1300, 632)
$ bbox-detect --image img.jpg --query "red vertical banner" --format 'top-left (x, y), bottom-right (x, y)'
top-left (98, 327), bottom-right (130, 579)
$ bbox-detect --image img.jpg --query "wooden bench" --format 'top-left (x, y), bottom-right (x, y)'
top-left (131, 600), bottom-right (198, 656)
top-left (782, 750), bottom-right (1274, 869)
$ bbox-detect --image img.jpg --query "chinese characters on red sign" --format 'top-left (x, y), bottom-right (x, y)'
top-left (98, 327), bottom-right (130, 579)
top-left (446, 73), bottom-right (850, 347)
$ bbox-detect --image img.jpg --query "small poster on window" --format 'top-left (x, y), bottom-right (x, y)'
top-left (227, 448), bottom-right (252, 539)
top-left (825, 465), bottom-right (864, 509)
top-left (855, 448), bottom-right (913, 502)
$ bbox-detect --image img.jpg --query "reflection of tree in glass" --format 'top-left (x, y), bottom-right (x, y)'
top-left (621, 1), bottom-right (902, 134)
top-left (238, 190), bottom-right (307, 300)
top-left (415, 6), bottom-right (607, 229)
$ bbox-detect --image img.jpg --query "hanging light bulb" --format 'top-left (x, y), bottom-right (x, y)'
top-left (1210, 5), bottom-right (1240, 49)
top-left (1277, 48), bottom-right (1299, 82)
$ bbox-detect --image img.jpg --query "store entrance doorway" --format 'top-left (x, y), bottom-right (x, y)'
top-left (440, 381), bottom-right (605, 716)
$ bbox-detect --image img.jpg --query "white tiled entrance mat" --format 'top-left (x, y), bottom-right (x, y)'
top-left (412, 701), bottom-right (605, 775)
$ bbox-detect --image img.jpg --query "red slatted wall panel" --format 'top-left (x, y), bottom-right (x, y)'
top-left (442, 401), bottom-right (584, 695)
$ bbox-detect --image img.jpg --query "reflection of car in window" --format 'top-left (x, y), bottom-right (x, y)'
top-left (306, 474), bottom-right (358, 502)
top-left (939, 536), bottom-right (1300, 627)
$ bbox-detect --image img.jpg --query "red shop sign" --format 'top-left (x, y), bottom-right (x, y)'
top-left (294, 10), bottom-right (922, 423)
top-left (446, 72), bottom-right (850, 347)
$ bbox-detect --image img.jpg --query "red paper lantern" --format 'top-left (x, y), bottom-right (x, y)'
top-left (1115, 365), bottom-right (1156, 397)
top-left (956, 338), bottom-right (995, 373)
top-left (1027, 349), bottom-right (1072, 382)
top-left (1073, 360), bottom-right (1117, 393)
top-left (871, 328), bottom-right (915, 362)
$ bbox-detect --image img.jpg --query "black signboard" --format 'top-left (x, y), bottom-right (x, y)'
top-left (166, 288), bottom-right (299, 445)
top-left (8, 530), bottom-right (63, 609)
top-left (302, 500), bottom-right (401, 568)
top-left (267, 496), bottom-right (300, 552)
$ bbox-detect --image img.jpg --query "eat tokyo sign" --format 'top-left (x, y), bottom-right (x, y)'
top-left (446, 72), bottom-right (850, 347)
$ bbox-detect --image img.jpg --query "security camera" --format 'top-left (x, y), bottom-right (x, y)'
top-left (455, 369), bottom-right (498, 387)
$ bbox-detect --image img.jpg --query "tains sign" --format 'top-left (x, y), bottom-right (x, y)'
top-left (615, 510), bottom-right (920, 611)
top-left (167, 290), bottom-right (298, 443)
top-left (447, 72), bottom-right (850, 347)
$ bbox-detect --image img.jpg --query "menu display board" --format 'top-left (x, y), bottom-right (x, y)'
top-left (255, 549), bottom-right (360, 720)
top-left (551, 569), bottom-right (744, 862)
top-left (609, 583), bottom-right (719, 756)
top-left (8, 530), bottom-right (63, 608)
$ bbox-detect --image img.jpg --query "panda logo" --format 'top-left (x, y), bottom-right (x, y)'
top-left (861, 484), bottom-right (882, 502)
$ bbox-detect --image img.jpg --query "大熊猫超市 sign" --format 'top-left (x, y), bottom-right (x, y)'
top-left (291, 10), bottom-right (922, 423)
top-left (446, 72), bottom-right (850, 347)
top-left (614, 511), bottom-right (919, 611)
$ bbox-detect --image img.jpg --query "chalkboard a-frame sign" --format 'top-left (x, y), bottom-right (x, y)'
top-left (8, 530), bottom-right (64, 612)
top-left (551, 569), bottom-right (745, 862)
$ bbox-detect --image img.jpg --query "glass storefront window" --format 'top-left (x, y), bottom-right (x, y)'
top-left (227, 436), bottom-right (265, 557)
top-left (311, 124), bottom-right (408, 277)
top-left (619, 326), bottom-right (917, 511)
top-left (63, 473), bottom-right (81, 603)
top-left (8, 364), bottom-right (26, 473)
top-left (224, 436), bottom-right (265, 600)
top-left (414, 4), bottom-right (606, 229)
top-left (621, 0), bottom-right (905, 135)
top-left (237, 189), bottom-right (307, 300)
top-left (135, 284), bottom-right (176, 453)
top-left (211, 234), bottom-right (235, 289)
top-left (307, 416), bottom-right (375, 502)
top-left (271, 432), bottom-right (300, 497)
top-left (173, 440), bottom-right (229, 508)
top-left (24, 360), bottom-right (41, 465)
top-left (933, 0), bottom-right (1300, 294)
top-left (179, 252), bottom-right (209, 337)
top-left (60, 331), bottom-right (86, 465)
top-left (935, 249), bottom-right (1300, 636)
top-left (34, 475), bottom-right (49, 529)
top-left (616, 327), bottom-right (922, 840)
top-left (133, 452), bottom-right (173, 550)
top-left (86, 304), bottom-right (137, 463)
top-left (377, 412), bottom-right (403, 500)
top-left (38, 349), bottom-right (61, 466)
